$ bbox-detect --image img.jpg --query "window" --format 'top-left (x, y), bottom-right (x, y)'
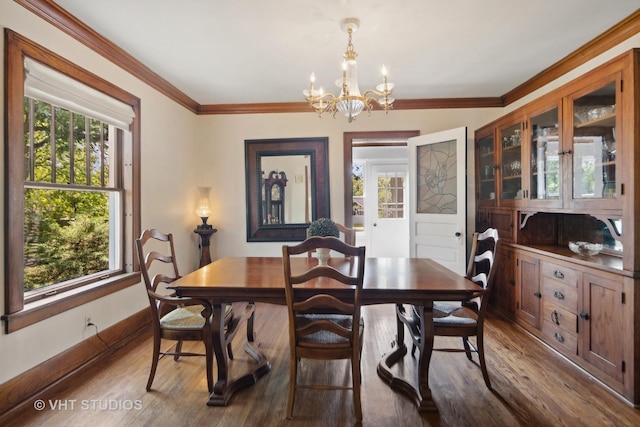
top-left (377, 171), bottom-right (405, 219)
top-left (3, 30), bottom-right (141, 332)
top-left (23, 99), bottom-right (122, 300)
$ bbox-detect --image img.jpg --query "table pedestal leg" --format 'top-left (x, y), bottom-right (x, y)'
top-left (377, 302), bottom-right (437, 412)
top-left (207, 302), bottom-right (271, 406)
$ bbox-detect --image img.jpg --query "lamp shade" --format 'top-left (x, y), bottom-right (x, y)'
top-left (195, 186), bottom-right (212, 218)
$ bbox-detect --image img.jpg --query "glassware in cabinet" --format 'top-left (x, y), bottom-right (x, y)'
top-left (570, 79), bottom-right (618, 204)
top-left (500, 123), bottom-right (522, 201)
top-left (529, 106), bottom-right (561, 203)
top-left (478, 133), bottom-right (496, 202)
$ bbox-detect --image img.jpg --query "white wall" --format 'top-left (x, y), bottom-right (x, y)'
top-left (1, 0), bottom-right (639, 387)
top-left (0, 2), bottom-right (202, 383)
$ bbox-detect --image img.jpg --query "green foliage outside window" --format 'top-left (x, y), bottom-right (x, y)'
top-left (23, 98), bottom-right (111, 292)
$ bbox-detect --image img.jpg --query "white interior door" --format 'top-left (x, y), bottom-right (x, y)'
top-left (409, 127), bottom-right (467, 275)
top-left (365, 162), bottom-right (409, 257)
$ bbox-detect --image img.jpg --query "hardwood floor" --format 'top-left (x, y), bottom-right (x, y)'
top-left (7, 303), bottom-right (640, 426)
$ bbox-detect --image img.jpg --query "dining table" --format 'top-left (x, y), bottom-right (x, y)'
top-left (170, 256), bottom-right (480, 412)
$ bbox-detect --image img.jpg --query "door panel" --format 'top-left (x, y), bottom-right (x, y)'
top-left (366, 163), bottom-right (409, 257)
top-left (409, 127), bottom-right (467, 275)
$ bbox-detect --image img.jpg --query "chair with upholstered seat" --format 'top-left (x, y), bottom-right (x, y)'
top-left (135, 229), bottom-right (233, 392)
top-left (396, 227), bottom-right (499, 388)
top-left (282, 236), bottom-right (366, 421)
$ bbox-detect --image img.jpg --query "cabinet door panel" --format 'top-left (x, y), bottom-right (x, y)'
top-left (580, 273), bottom-right (624, 382)
top-left (527, 103), bottom-right (562, 208)
top-left (568, 74), bottom-right (621, 210)
top-left (516, 253), bottom-right (540, 329)
top-left (488, 209), bottom-right (514, 243)
top-left (491, 245), bottom-right (515, 316)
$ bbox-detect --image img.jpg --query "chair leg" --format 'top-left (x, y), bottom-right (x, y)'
top-left (286, 354), bottom-right (297, 419)
top-left (174, 339), bottom-right (183, 361)
top-left (352, 357), bottom-right (363, 421)
top-left (146, 336), bottom-right (161, 391)
top-left (477, 332), bottom-right (491, 389)
top-left (462, 337), bottom-right (473, 360)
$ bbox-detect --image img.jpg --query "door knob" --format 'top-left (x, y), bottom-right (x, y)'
top-left (373, 223), bottom-right (377, 227)
top-left (455, 232), bottom-right (461, 237)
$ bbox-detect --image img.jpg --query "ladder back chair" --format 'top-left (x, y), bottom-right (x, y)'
top-left (135, 229), bottom-right (233, 392)
top-left (306, 222), bottom-right (356, 257)
top-left (396, 227), bottom-right (499, 388)
top-left (282, 236), bottom-right (366, 421)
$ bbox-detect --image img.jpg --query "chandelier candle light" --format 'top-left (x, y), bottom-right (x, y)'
top-left (303, 18), bottom-right (395, 123)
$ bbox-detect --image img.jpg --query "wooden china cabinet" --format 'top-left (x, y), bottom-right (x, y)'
top-left (475, 49), bottom-right (639, 405)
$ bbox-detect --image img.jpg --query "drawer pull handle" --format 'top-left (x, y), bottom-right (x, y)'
top-left (551, 310), bottom-right (560, 325)
top-left (553, 270), bottom-right (565, 280)
top-left (554, 332), bottom-right (565, 343)
top-left (580, 310), bottom-right (590, 320)
top-left (553, 290), bottom-right (565, 300)
top-left (534, 291), bottom-right (542, 299)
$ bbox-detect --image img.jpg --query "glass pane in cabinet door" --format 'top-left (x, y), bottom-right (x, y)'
top-left (500, 124), bottom-right (522, 200)
top-left (530, 108), bottom-right (560, 200)
top-left (478, 135), bottom-right (495, 201)
top-left (572, 82), bottom-right (616, 199)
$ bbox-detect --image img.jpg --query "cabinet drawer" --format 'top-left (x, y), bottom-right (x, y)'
top-left (543, 302), bottom-right (577, 335)
top-left (542, 321), bottom-right (578, 355)
top-left (542, 279), bottom-right (578, 311)
top-left (541, 262), bottom-right (578, 287)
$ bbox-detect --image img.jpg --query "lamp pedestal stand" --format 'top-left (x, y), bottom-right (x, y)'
top-left (194, 227), bottom-right (217, 267)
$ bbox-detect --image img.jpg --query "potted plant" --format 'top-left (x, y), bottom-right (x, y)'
top-left (307, 218), bottom-right (339, 265)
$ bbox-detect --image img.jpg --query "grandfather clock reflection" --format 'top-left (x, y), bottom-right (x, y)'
top-left (193, 187), bottom-right (217, 267)
top-left (262, 170), bottom-right (287, 224)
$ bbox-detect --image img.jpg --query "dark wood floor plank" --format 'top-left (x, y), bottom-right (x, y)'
top-left (5, 303), bottom-right (640, 426)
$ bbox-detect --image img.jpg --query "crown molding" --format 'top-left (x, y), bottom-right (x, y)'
top-left (16, 1), bottom-right (640, 115)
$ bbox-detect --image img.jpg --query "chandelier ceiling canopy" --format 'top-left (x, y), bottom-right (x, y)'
top-left (303, 18), bottom-right (395, 123)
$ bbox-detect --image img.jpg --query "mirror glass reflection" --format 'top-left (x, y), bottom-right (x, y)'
top-left (260, 155), bottom-right (311, 225)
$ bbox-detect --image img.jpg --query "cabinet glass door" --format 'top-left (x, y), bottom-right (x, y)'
top-left (571, 81), bottom-right (617, 200)
top-left (478, 134), bottom-right (496, 201)
top-left (530, 107), bottom-right (560, 201)
top-left (500, 124), bottom-right (522, 201)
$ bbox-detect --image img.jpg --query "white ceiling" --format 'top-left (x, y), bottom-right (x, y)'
top-left (53, 0), bottom-right (639, 106)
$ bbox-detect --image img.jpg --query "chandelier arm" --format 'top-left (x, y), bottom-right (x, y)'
top-left (362, 89), bottom-right (392, 98)
top-left (305, 92), bottom-right (338, 103)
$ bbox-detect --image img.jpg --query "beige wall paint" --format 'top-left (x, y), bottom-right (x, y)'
top-left (196, 108), bottom-right (500, 258)
top-left (1, 0), bottom-right (638, 386)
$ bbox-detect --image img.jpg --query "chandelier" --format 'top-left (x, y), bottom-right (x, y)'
top-left (303, 18), bottom-right (395, 123)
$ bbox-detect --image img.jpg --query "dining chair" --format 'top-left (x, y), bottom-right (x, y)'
top-left (396, 227), bottom-right (499, 388)
top-left (135, 229), bottom-right (233, 392)
top-left (282, 236), bottom-right (366, 421)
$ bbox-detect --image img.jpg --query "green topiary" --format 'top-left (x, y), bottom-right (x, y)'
top-left (307, 217), bottom-right (339, 238)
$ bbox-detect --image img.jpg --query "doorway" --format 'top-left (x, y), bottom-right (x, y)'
top-left (353, 150), bottom-right (409, 257)
top-left (344, 131), bottom-right (419, 256)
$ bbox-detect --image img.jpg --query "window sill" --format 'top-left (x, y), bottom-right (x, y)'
top-left (2, 272), bottom-right (140, 333)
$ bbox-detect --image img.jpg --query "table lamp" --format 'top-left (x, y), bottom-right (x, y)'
top-left (193, 187), bottom-right (217, 267)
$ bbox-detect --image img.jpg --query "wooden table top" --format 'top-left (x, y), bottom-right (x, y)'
top-left (171, 256), bottom-right (480, 305)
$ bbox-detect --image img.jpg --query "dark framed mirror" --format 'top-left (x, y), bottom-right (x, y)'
top-left (245, 137), bottom-right (330, 241)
